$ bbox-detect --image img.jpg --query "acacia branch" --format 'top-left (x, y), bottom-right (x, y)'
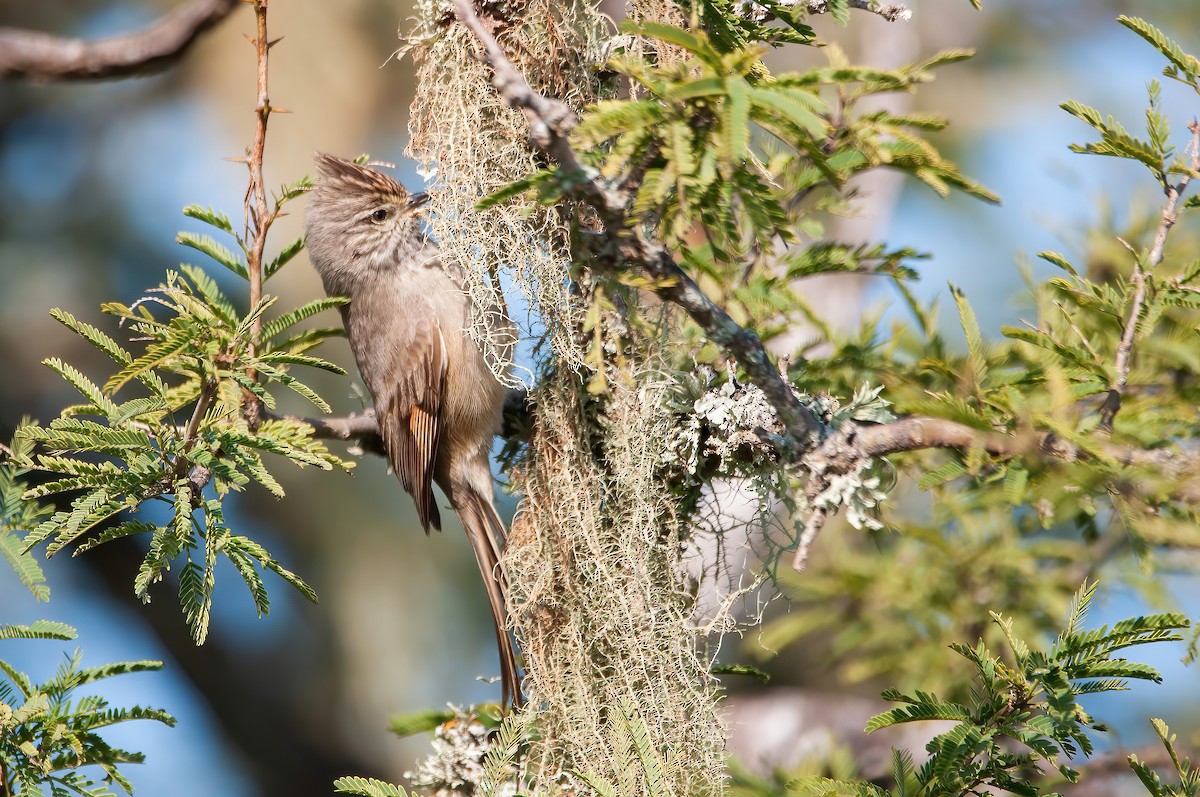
top-left (245, 0), bottom-right (273, 355)
top-left (449, 0), bottom-right (823, 450)
top-left (239, 0), bottom-right (277, 428)
top-left (0, 0), bottom-right (239, 81)
top-left (806, 1), bottom-right (912, 22)
top-left (448, 0), bottom-right (1200, 566)
top-left (1098, 120), bottom-right (1200, 433)
top-left (812, 415), bottom-right (1200, 500)
top-left (267, 388), bottom-right (531, 459)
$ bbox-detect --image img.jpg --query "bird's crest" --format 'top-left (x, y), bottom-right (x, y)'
top-left (313, 153), bottom-right (409, 202)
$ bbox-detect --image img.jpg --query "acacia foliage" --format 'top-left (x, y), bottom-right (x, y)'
top-left (0, 3), bottom-right (1199, 797)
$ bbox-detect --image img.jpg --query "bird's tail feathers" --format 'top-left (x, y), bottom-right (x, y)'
top-left (457, 488), bottom-right (523, 710)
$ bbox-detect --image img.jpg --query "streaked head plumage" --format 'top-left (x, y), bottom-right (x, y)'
top-left (305, 153), bottom-right (432, 290)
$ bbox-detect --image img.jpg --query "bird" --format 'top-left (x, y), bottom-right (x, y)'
top-left (304, 153), bottom-right (521, 708)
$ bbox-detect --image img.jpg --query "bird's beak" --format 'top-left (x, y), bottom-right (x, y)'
top-left (407, 192), bottom-right (430, 212)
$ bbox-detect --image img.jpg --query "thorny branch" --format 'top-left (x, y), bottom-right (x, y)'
top-left (234, 0), bottom-right (283, 429)
top-left (0, 0), bottom-right (239, 81)
top-left (1097, 120), bottom-right (1200, 433)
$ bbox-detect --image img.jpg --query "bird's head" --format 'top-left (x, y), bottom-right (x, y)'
top-left (305, 153), bottom-right (431, 290)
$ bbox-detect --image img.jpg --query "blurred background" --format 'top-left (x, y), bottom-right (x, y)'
top-left (0, 1), bottom-right (1198, 795)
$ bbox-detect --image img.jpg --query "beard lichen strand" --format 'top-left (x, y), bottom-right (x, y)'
top-left (406, 2), bottom-right (608, 381)
top-left (404, 0), bottom-right (729, 793)
top-left (507, 368), bottom-right (728, 795)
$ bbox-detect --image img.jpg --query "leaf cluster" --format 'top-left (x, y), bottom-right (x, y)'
top-left (480, 16), bottom-right (992, 380)
top-left (9, 206), bottom-right (355, 645)
top-left (769, 583), bottom-right (1190, 797)
top-left (1, 423), bottom-right (51, 602)
top-left (573, 700), bottom-right (681, 797)
top-left (0, 621), bottom-right (174, 797)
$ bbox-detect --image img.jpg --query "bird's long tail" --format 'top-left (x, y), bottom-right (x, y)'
top-left (456, 487), bottom-right (523, 709)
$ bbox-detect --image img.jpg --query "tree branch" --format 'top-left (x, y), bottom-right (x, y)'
top-left (806, 1), bottom-right (912, 22)
top-left (811, 415), bottom-right (1200, 499)
top-left (245, 0), bottom-right (272, 365)
top-left (0, 0), bottom-right (240, 82)
top-left (264, 387), bottom-right (532, 459)
top-left (237, 0), bottom-right (278, 430)
top-left (449, 0), bottom-right (823, 451)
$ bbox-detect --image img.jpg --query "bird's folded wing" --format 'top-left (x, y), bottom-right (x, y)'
top-left (375, 312), bottom-right (447, 533)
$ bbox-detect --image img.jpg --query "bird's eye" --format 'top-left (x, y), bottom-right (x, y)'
top-left (369, 208), bottom-right (390, 223)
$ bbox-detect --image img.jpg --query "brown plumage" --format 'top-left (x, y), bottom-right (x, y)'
top-left (305, 153), bottom-right (521, 708)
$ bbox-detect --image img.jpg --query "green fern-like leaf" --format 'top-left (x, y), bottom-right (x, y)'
top-left (182, 204), bottom-right (235, 234)
top-left (266, 235), bottom-right (305, 279)
top-left (333, 776), bottom-right (409, 797)
top-left (0, 620), bottom-right (76, 642)
top-left (260, 297), bottom-right (349, 343)
top-left (177, 231), bottom-right (248, 278)
top-left (1118, 16), bottom-right (1200, 89)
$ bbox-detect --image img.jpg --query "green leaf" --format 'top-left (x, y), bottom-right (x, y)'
top-left (1037, 251), bottom-right (1078, 276)
top-left (104, 328), bottom-right (192, 394)
top-left (711, 663), bottom-right (770, 683)
top-left (261, 297), bottom-right (349, 343)
top-left (1003, 465), bottom-right (1029, 505)
top-left (622, 21), bottom-right (720, 67)
top-left (177, 231), bottom-right (248, 278)
top-left (1118, 16), bottom-right (1200, 87)
top-left (865, 700), bottom-right (971, 733)
top-left (476, 169), bottom-right (559, 209)
top-left (917, 460), bottom-right (967, 490)
top-left (43, 358), bottom-right (118, 417)
top-left (1, 531), bottom-right (49, 601)
top-left (951, 285), bottom-right (988, 388)
top-left (387, 709), bottom-right (456, 737)
top-left (266, 235), bottom-right (306, 279)
top-left (0, 620), bottom-right (77, 641)
top-left (276, 174), bottom-right (315, 204)
top-left (182, 204), bottom-right (234, 234)
top-left (828, 0), bottom-right (850, 26)
top-left (49, 309), bottom-right (133, 367)
top-left (254, 365), bottom-right (332, 413)
top-left (721, 77), bottom-right (750, 164)
top-left (254, 352), bottom-right (346, 374)
top-left (746, 86), bottom-right (826, 137)
top-left (333, 776), bottom-right (409, 797)
top-left (576, 100), bottom-right (665, 142)
top-left (661, 76), bottom-right (726, 103)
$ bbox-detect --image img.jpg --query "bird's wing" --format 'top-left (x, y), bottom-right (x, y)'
top-left (375, 307), bottom-right (447, 533)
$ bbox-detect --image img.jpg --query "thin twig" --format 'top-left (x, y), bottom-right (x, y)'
top-left (809, 1), bottom-right (912, 22)
top-left (449, 0), bottom-right (822, 451)
top-left (1098, 263), bottom-right (1146, 433)
top-left (241, 0), bottom-right (275, 427)
top-left (0, 0), bottom-right (239, 81)
top-left (792, 506), bottom-right (827, 571)
top-left (176, 378), bottom-right (218, 480)
top-left (1097, 120), bottom-right (1200, 434)
top-left (260, 387), bottom-right (532, 457)
top-left (246, 0), bottom-right (271, 351)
